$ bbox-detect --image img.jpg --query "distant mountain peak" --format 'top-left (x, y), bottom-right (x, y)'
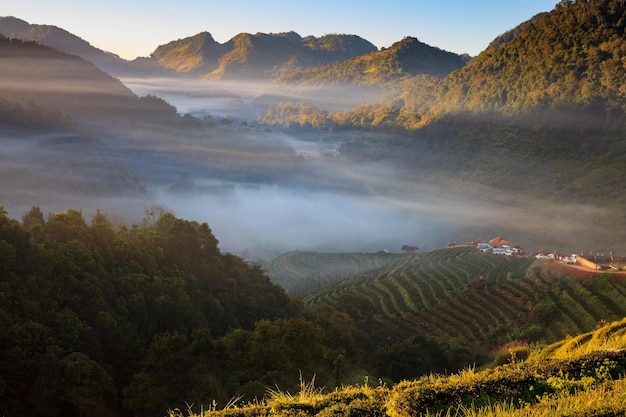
top-left (151, 31), bottom-right (225, 74)
top-left (271, 31), bottom-right (303, 42)
top-left (149, 31), bottom-right (378, 80)
top-left (0, 16), bottom-right (30, 32)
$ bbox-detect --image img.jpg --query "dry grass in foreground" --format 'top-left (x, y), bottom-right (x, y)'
top-left (170, 318), bottom-right (626, 417)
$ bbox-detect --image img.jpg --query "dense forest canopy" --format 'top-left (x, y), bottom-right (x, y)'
top-left (0, 206), bottom-right (484, 417)
top-left (0, 205), bottom-right (290, 416)
top-left (261, 0), bottom-right (626, 129)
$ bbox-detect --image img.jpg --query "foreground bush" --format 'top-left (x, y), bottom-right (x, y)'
top-left (181, 347), bottom-right (626, 417)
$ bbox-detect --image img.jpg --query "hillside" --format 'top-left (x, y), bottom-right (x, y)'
top-left (258, 0), bottom-right (626, 252)
top-left (0, 16), bottom-right (139, 75)
top-left (5, 205), bottom-right (626, 417)
top-left (176, 318), bottom-right (626, 417)
top-left (0, 207), bottom-right (294, 417)
top-left (263, 251), bottom-right (407, 295)
top-left (298, 247), bottom-right (626, 348)
top-left (324, 0), bottom-right (626, 124)
top-left (151, 31), bottom-right (227, 74)
top-left (0, 37), bottom-right (196, 200)
top-left (0, 35), bottom-right (200, 130)
top-left (275, 36), bottom-right (469, 86)
top-left (0, 36), bottom-right (132, 122)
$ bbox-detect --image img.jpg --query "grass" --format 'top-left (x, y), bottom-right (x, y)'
top-left (172, 318), bottom-right (626, 417)
top-left (426, 378), bottom-right (626, 417)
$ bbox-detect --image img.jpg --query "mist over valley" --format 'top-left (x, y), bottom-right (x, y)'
top-left (1, 18), bottom-right (624, 260)
top-left (4, 3), bottom-right (626, 417)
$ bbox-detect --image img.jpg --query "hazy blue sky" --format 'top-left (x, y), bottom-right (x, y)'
top-left (3, 1), bottom-right (557, 60)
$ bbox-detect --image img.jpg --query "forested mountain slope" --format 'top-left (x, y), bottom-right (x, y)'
top-left (259, 0), bottom-right (626, 247)
top-left (0, 36), bottom-right (182, 129)
top-left (275, 36), bottom-right (469, 86)
top-left (0, 207), bottom-right (294, 416)
top-left (331, 0), bottom-right (626, 127)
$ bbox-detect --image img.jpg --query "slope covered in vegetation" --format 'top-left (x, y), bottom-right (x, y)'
top-left (275, 36), bottom-right (469, 86)
top-left (263, 251), bottom-right (406, 295)
top-left (177, 318), bottom-right (626, 417)
top-left (0, 206), bottom-right (293, 416)
top-left (298, 247), bottom-right (626, 349)
top-left (258, 0), bottom-right (626, 253)
top-left (3, 206), bottom-right (626, 417)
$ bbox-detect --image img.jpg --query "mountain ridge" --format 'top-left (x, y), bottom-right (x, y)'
top-left (0, 16), bottom-right (131, 75)
top-left (275, 36), bottom-right (470, 86)
top-left (153, 31), bottom-right (379, 80)
top-left (0, 16), bottom-right (465, 83)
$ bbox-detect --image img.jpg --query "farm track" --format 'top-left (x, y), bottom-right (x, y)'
top-left (469, 288), bottom-right (518, 323)
top-left (614, 283), bottom-right (626, 298)
top-left (545, 291), bottom-right (588, 335)
top-left (565, 281), bottom-right (612, 321)
top-left (593, 290), bottom-right (626, 317)
top-left (484, 284), bottom-right (530, 315)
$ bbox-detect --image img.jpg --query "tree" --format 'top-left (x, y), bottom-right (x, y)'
top-left (22, 206), bottom-right (45, 232)
top-left (57, 352), bottom-right (115, 417)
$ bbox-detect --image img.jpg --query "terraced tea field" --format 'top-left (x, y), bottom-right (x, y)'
top-left (263, 250), bottom-right (407, 294)
top-left (295, 247), bottom-right (626, 347)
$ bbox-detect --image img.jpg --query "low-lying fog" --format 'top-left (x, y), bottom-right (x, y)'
top-left (2, 129), bottom-right (620, 261)
top-left (2, 77), bottom-right (623, 261)
top-left (120, 77), bottom-right (389, 121)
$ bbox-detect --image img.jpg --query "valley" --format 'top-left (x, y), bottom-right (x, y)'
top-left (1, 1), bottom-right (626, 416)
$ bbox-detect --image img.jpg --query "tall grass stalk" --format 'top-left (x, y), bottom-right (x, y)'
top-left (265, 372), bottom-right (324, 405)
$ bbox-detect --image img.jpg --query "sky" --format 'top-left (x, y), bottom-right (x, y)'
top-left (3, 1), bottom-right (558, 60)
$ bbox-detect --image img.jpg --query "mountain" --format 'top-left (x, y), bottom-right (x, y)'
top-left (253, 36), bottom-right (470, 120)
top-left (272, 0), bottom-right (626, 132)
top-left (0, 16), bottom-right (136, 75)
top-left (275, 36), bottom-right (470, 86)
top-left (151, 31), bottom-right (227, 75)
top-left (0, 36), bottom-right (133, 122)
top-left (0, 37), bottom-right (187, 198)
top-left (149, 31), bottom-right (378, 80)
top-left (486, 12), bottom-right (548, 50)
top-left (0, 36), bottom-right (188, 129)
top-left (285, 0), bottom-right (626, 125)
top-left (435, 0), bottom-right (626, 115)
top-left (259, 0), bottom-right (626, 236)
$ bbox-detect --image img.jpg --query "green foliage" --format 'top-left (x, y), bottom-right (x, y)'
top-left (302, 247), bottom-right (626, 354)
top-left (263, 250), bottom-right (405, 295)
top-left (3, 204), bottom-right (626, 416)
top-left (388, 348), bottom-right (626, 416)
top-left (376, 335), bottom-right (475, 382)
top-left (276, 37), bottom-right (467, 86)
top-left (0, 206), bottom-right (295, 416)
top-left (176, 322), bottom-right (626, 417)
top-left (273, 0), bottom-right (626, 217)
